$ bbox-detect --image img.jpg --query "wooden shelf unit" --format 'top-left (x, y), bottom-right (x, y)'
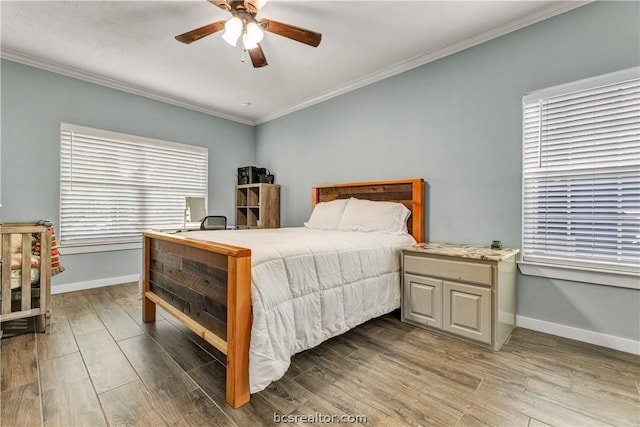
top-left (235, 184), bottom-right (280, 229)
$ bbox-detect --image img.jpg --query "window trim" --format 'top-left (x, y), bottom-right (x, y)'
top-left (59, 242), bottom-right (142, 255)
top-left (519, 67), bottom-right (640, 287)
top-left (518, 261), bottom-right (639, 289)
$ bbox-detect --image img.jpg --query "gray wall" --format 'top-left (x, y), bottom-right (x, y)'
top-left (1, 2), bottom-right (637, 341)
top-left (255, 2), bottom-right (640, 340)
top-left (1, 60), bottom-right (255, 288)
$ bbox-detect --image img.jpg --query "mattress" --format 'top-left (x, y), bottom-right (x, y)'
top-left (184, 227), bottom-right (416, 393)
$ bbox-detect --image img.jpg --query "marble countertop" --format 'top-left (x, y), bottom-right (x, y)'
top-left (404, 242), bottom-right (520, 261)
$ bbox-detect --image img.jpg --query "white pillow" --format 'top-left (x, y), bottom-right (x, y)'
top-left (338, 198), bottom-right (411, 235)
top-left (304, 199), bottom-right (349, 230)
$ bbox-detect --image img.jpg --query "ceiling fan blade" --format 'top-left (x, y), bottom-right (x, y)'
top-left (175, 20), bottom-right (226, 44)
top-left (248, 44), bottom-right (268, 68)
top-left (244, 0), bottom-right (268, 14)
top-left (259, 19), bottom-right (321, 47)
top-left (207, 0), bottom-right (231, 11)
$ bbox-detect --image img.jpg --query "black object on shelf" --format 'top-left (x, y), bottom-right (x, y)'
top-left (258, 170), bottom-right (274, 184)
top-left (237, 166), bottom-right (266, 185)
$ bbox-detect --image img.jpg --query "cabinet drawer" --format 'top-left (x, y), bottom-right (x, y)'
top-left (404, 255), bottom-right (492, 286)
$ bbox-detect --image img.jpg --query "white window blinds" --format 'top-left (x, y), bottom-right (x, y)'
top-left (60, 123), bottom-right (208, 249)
top-left (522, 68), bottom-right (640, 274)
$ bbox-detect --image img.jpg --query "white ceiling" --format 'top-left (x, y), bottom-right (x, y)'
top-left (1, 1), bottom-right (585, 125)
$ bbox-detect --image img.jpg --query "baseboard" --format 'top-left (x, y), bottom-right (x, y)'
top-left (51, 274), bottom-right (141, 295)
top-left (516, 315), bottom-right (640, 355)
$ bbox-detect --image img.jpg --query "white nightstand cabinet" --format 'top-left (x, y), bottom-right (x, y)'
top-left (401, 243), bottom-right (519, 351)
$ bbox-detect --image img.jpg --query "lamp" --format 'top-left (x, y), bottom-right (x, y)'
top-left (222, 17), bottom-right (242, 46)
top-left (243, 21), bottom-right (264, 49)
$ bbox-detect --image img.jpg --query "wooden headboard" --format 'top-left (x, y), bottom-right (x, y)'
top-left (311, 178), bottom-right (425, 243)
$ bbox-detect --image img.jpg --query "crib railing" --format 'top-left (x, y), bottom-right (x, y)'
top-left (0, 223), bottom-right (52, 331)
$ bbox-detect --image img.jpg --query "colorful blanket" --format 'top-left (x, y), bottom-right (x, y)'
top-left (33, 222), bottom-right (65, 276)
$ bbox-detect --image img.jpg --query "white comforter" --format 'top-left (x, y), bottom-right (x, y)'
top-left (185, 227), bottom-right (416, 393)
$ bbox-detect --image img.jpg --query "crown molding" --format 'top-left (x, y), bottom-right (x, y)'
top-left (1, 1), bottom-right (590, 127)
top-left (254, 1), bottom-right (591, 125)
top-left (0, 49), bottom-right (255, 126)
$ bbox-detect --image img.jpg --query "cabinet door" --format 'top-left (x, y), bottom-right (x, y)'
top-left (403, 274), bottom-right (442, 329)
top-left (443, 281), bottom-right (491, 344)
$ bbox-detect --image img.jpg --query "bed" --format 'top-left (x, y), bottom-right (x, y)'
top-left (142, 178), bottom-right (424, 408)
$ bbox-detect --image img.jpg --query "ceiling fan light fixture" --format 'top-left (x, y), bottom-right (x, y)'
top-left (222, 17), bottom-right (242, 46)
top-left (243, 21), bottom-right (264, 49)
top-left (242, 32), bottom-right (257, 49)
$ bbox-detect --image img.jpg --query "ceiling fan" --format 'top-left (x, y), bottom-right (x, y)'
top-left (175, 0), bottom-right (322, 68)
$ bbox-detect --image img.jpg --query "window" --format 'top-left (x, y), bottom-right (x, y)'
top-left (521, 68), bottom-right (640, 288)
top-left (60, 123), bottom-right (208, 252)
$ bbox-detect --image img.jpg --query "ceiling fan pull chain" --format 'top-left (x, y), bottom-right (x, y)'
top-left (240, 45), bottom-right (246, 63)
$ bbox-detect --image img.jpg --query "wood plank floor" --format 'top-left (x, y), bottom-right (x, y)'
top-left (1, 282), bottom-right (638, 426)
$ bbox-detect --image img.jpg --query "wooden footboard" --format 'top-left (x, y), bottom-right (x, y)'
top-left (142, 231), bottom-right (252, 408)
